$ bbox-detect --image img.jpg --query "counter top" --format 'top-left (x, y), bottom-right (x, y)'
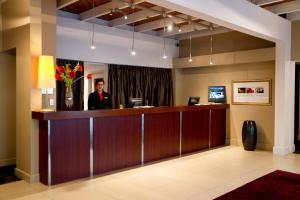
top-left (32, 104), bottom-right (229, 121)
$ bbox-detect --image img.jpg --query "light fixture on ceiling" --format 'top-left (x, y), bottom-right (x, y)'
top-left (131, 27), bottom-right (136, 56)
top-left (178, 26), bottom-right (182, 33)
top-left (209, 25), bottom-right (213, 65)
top-left (124, 15), bottom-right (128, 20)
top-left (90, 0), bottom-right (96, 50)
top-left (167, 23), bottom-right (173, 31)
top-left (162, 37), bottom-right (167, 59)
top-left (188, 33), bottom-right (192, 63)
top-left (162, 18), bottom-right (168, 59)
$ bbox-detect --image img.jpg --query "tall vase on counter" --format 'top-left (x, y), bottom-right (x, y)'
top-left (55, 63), bottom-right (92, 109)
top-left (65, 85), bottom-right (74, 108)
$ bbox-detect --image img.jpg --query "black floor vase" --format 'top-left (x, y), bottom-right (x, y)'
top-left (242, 120), bottom-right (257, 151)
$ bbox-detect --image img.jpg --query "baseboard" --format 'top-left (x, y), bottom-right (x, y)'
top-left (15, 168), bottom-right (40, 183)
top-left (273, 144), bottom-right (295, 155)
top-left (0, 158), bottom-right (16, 167)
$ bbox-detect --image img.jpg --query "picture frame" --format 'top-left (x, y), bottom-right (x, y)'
top-left (231, 79), bottom-right (272, 105)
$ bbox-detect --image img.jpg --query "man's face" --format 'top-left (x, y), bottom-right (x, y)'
top-left (96, 81), bottom-right (104, 91)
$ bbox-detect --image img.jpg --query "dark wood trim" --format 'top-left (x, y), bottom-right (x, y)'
top-left (144, 112), bottom-right (180, 163)
top-left (39, 121), bottom-right (48, 185)
top-left (182, 110), bottom-right (210, 154)
top-left (93, 115), bottom-right (142, 174)
top-left (32, 104), bottom-right (229, 120)
top-left (50, 119), bottom-right (90, 185)
top-left (210, 109), bottom-right (227, 148)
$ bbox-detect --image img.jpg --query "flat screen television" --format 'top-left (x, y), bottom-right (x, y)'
top-left (128, 98), bottom-right (143, 108)
top-left (208, 86), bottom-right (226, 103)
top-left (188, 96), bottom-right (200, 105)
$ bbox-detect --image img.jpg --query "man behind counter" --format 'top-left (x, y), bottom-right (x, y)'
top-left (88, 78), bottom-right (112, 110)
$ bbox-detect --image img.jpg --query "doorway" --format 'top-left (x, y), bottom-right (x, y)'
top-left (295, 64), bottom-right (300, 152)
top-left (0, 49), bottom-right (19, 184)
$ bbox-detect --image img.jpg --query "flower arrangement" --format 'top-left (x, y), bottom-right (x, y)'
top-left (55, 63), bottom-right (92, 87)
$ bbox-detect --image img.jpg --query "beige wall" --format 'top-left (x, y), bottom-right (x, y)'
top-left (1, 0), bottom-right (56, 182)
top-left (0, 4), bottom-right (2, 51)
top-left (292, 20), bottom-right (300, 61)
top-left (179, 31), bottom-right (275, 57)
top-left (174, 62), bottom-right (275, 150)
top-left (0, 50), bottom-right (16, 167)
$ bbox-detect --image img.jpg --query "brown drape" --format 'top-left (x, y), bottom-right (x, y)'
top-left (56, 59), bottom-right (84, 111)
top-left (108, 64), bottom-right (173, 108)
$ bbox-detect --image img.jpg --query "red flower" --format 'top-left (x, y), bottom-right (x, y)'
top-left (78, 65), bottom-right (83, 72)
top-left (55, 73), bottom-right (63, 81)
top-left (68, 71), bottom-right (76, 79)
top-left (87, 73), bottom-right (92, 79)
top-left (57, 66), bottom-right (65, 74)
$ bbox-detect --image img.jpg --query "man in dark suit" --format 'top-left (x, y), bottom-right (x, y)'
top-left (88, 78), bottom-right (112, 110)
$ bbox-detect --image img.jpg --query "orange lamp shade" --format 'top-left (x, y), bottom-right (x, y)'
top-left (38, 55), bottom-right (55, 88)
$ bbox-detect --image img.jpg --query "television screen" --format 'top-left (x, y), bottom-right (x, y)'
top-left (208, 86), bottom-right (226, 103)
top-left (128, 98), bottom-right (143, 108)
top-left (188, 96), bottom-right (200, 105)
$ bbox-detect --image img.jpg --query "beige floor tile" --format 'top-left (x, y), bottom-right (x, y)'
top-left (1, 146), bottom-right (300, 200)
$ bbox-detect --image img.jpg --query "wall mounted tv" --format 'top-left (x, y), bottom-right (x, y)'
top-left (208, 86), bottom-right (226, 103)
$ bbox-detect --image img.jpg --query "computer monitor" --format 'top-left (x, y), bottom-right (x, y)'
top-left (208, 86), bottom-right (226, 103)
top-left (188, 96), bottom-right (200, 105)
top-left (128, 98), bottom-right (143, 108)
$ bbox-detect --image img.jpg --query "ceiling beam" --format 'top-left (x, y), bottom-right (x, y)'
top-left (80, 0), bottom-right (144, 21)
top-left (159, 23), bottom-right (207, 37)
top-left (135, 14), bottom-right (198, 32)
top-left (253, 0), bottom-right (285, 6)
top-left (265, 0), bottom-right (300, 15)
top-left (57, 0), bottom-right (79, 9)
top-left (109, 6), bottom-right (172, 27)
top-left (176, 27), bottom-right (231, 40)
top-left (287, 11), bottom-right (300, 21)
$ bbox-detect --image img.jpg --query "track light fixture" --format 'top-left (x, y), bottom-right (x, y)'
top-left (188, 34), bottom-right (192, 62)
top-left (209, 25), bottom-right (214, 65)
top-left (90, 0), bottom-right (96, 50)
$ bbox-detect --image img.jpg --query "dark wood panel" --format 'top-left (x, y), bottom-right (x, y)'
top-left (39, 121), bottom-right (48, 185)
top-left (210, 109), bottom-right (227, 148)
top-left (51, 119), bottom-right (90, 185)
top-left (182, 110), bottom-right (210, 154)
top-left (144, 112), bottom-right (180, 163)
top-left (32, 104), bottom-right (230, 120)
top-left (93, 115), bottom-right (141, 174)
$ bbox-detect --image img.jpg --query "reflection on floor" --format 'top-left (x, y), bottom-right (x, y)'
top-left (0, 165), bottom-right (20, 185)
top-left (0, 146), bottom-right (300, 200)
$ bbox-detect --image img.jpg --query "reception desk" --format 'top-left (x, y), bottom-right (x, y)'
top-left (32, 104), bottom-right (229, 185)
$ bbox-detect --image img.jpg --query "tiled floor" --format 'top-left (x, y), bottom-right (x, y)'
top-left (1, 146), bottom-right (300, 200)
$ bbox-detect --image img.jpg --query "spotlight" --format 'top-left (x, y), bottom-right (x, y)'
top-left (162, 54), bottom-right (167, 59)
top-left (90, 45), bottom-right (96, 50)
top-left (188, 57), bottom-right (193, 63)
top-left (167, 24), bottom-right (173, 31)
top-left (131, 50), bottom-right (136, 56)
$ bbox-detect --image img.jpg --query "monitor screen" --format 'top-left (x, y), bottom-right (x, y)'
top-left (208, 86), bottom-right (226, 103)
top-left (128, 98), bottom-right (143, 108)
top-left (188, 97), bottom-right (200, 105)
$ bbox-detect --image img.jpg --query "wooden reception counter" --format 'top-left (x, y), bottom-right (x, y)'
top-left (32, 104), bottom-right (229, 185)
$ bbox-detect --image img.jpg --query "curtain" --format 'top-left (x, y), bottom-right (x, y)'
top-left (108, 64), bottom-right (173, 108)
top-left (56, 59), bottom-right (84, 111)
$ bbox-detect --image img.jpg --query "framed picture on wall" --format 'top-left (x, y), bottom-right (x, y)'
top-left (232, 79), bottom-right (272, 105)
